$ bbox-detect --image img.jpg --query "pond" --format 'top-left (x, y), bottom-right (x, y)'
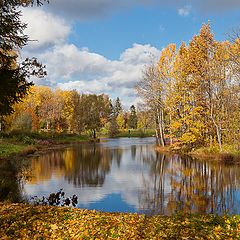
top-left (1, 137), bottom-right (240, 215)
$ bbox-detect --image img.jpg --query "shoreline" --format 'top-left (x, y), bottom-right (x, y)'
top-left (0, 137), bottom-right (94, 160)
top-left (1, 135), bottom-right (239, 163)
top-left (1, 203), bottom-right (240, 239)
top-left (155, 145), bottom-right (240, 163)
top-left (0, 135), bottom-right (154, 160)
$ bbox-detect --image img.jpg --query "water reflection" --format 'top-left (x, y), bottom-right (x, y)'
top-left (17, 138), bottom-right (240, 214)
top-left (30, 143), bottom-right (123, 187)
top-left (0, 158), bottom-right (29, 202)
top-left (140, 153), bottom-right (240, 215)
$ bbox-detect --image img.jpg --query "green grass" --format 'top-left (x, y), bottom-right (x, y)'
top-left (0, 142), bottom-right (26, 158)
top-left (115, 129), bottom-right (155, 138)
top-left (188, 144), bottom-right (240, 163)
top-left (54, 134), bottom-right (90, 143)
top-left (0, 132), bottom-right (91, 159)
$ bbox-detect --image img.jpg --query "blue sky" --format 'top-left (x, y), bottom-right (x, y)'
top-left (21, 0), bottom-right (240, 108)
top-left (69, 6), bottom-right (240, 60)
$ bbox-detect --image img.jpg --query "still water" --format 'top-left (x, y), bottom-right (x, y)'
top-left (3, 137), bottom-right (240, 215)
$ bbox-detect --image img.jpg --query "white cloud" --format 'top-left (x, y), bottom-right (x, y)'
top-left (40, 44), bottom-right (111, 80)
top-left (58, 80), bottom-right (112, 94)
top-left (20, 6), bottom-right (162, 108)
top-left (21, 8), bottom-right (71, 49)
top-left (32, 42), bottom-right (160, 107)
top-left (178, 5), bottom-right (191, 16)
top-left (120, 43), bottom-right (160, 65)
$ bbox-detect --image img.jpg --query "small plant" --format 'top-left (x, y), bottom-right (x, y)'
top-left (30, 189), bottom-right (78, 207)
top-left (22, 136), bottom-right (36, 145)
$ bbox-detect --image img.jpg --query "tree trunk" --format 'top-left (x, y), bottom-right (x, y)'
top-left (157, 109), bottom-right (165, 147)
top-left (93, 129), bottom-right (96, 139)
top-left (210, 104), bottom-right (222, 151)
top-left (216, 126), bottom-right (222, 152)
top-left (169, 112), bottom-right (173, 145)
top-left (155, 128), bottom-right (160, 145)
top-left (155, 114), bottom-right (161, 145)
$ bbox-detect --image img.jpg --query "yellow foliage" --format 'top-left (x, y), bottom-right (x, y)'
top-left (180, 132), bottom-right (197, 144)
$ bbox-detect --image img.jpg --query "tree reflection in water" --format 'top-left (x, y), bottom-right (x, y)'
top-left (139, 153), bottom-right (240, 215)
top-left (30, 144), bottom-right (123, 187)
top-left (25, 139), bottom-right (240, 214)
top-left (0, 158), bottom-right (30, 202)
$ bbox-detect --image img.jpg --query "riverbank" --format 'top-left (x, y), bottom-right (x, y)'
top-left (0, 203), bottom-right (239, 239)
top-left (0, 132), bottom-right (91, 159)
top-left (156, 145), bottom-right (240, 163)
top-left (0, 130), bottom-right (156, 159)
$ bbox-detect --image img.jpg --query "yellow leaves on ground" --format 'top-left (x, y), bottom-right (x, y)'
top-left (1, 203), bottom-right (240, 239)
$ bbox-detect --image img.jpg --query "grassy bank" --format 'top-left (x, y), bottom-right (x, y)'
top-left (0, 142), bottom-right (27, 158)
top-left (0, 203), bottom-right (240, 239)
top-left (156, 144), bottom-right (240, 163)
top-left (0, 132), bottom-right (90, 159)
top-left (115, 129), bottom-right (155, 138)
top-left (188, 145), bottom-right (240, 163)
top-left (0, 130), bottom-right (156, 159)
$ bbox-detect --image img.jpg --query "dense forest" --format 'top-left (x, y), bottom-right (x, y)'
top-left (137, 23), bottom-right (240, 152)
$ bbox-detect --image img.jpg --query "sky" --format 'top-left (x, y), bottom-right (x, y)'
top-left (20, 0), bottom-right (240, 108)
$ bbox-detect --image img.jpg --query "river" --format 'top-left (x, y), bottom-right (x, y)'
top-left (1, 137), bottom-right (240, 215)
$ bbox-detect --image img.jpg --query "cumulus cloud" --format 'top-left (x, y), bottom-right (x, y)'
top-left (120, 43), bottom-right (160, 64)
top-left (21, 8), bottom-right (71, 49)
top-left (31, 43), bottom-right (160, 107)
top-left (27, 43), bottom-right (160, 108)
top-left (40, 44), bottom-right (111, 80)
top-left (178, 5), bottom-right (191, 16)
top-left (20, 6), bottom-right (162, 107)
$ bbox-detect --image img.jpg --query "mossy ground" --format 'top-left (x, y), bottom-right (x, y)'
top-left (0, 142), bottom-right (27, 158)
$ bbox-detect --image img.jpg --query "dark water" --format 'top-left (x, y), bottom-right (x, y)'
top-left (1, 137), bottom-right (240, 215)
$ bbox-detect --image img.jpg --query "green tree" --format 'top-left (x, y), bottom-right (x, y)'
top-left (128, 105), bottom-right (138, 129)
top-left (0, 0), bottom-right (46, 117)
top-left (79, 94), bottom-right (112, 138)
top-left (113, 97), bottom-right (122, 117)
top-left (107, 118), bottom-right (119, 137)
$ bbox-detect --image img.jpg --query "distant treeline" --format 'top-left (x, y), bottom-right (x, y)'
top-left (2, 86), bottom-right (154, 138)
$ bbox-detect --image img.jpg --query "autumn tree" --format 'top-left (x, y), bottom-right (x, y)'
top-left (137, 63), bottom-right (164, 145)
top-left (137, 104), bottom-right (154, 133)
top-left (138, 22), bottom-right (240, 151)
top-left (0, 0), bottom-right (47, 117)
top-left (78, 94), bottom-right (112, 138)
top-left (107, 97), bottom-right (123, 137)
top-left (137, 44), bottom-right (176, 146)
